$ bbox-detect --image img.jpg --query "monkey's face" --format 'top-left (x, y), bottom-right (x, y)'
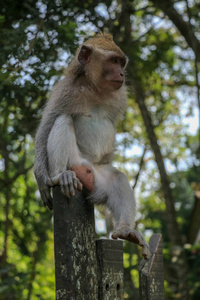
top-left (77, 44), bottom-right (127, 92)
top-left (100, 55), bottom-right (127, 91)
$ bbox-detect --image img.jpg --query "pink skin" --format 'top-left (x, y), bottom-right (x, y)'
top-left (70, 165), bottom-right (94, 192)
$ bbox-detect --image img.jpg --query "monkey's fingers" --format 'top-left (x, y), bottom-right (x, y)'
top-left (40, 186), bottom-right (53, 210)
top-left (73, 177), bottom-right (83, 192)
top-left (60, 172), bottom-right (71, 198)
top-left (128, 231), bottom-right (151, 260)
top-left (49, 171), bottom-right (83, 198)
top-left (60, 170), bottom-right (82, 198)
top-left (67, 171), bottom-right (76, 197)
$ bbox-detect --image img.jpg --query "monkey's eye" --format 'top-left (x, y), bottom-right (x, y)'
top-left (120, 58), bottom-right (126, 67)
top-left (110, 57), bottom-right (118, 64)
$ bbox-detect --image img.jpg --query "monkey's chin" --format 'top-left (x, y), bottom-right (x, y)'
top-left (109, 80), bottom-right (123, 90)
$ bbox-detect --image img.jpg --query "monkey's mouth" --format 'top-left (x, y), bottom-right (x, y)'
top-left (109, 80), bottom-right (124, 90)
top-left (110, 80), bottom-right (124, 89)
top-left (111, 80), bottom-right (124, 84)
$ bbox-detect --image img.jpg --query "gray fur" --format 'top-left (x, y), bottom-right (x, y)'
top-left (34, 38), bottom-right (151, 259)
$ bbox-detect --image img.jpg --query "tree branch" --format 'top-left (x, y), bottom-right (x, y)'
top-left (0, 164), bottom-right (33, 189)
top-left (151, 0), bottom-right (200, 62)
top-left (132, 147), bottom-right (146, 190)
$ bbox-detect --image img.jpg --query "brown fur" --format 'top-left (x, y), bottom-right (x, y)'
top-left (34, 34), bottom-right (151, 259)
top-left (67, 33), bottom-right (126, 78)
top-left (83, 33), bottom-right (124, 55)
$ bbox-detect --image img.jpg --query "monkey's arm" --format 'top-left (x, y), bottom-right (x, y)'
top-left (34, 79), bottom-right (86, 208)
top-left (34, 112), bottom-right (58, 210)
top-left (34, 82), bottom-right (69, 209)
top-left (35, 113), bottom-right (83, 209)
top-left (46, 114), bottom-right (95, 199)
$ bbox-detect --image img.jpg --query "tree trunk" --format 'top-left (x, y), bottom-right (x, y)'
top-left (187, 194), bottom-right (200, 244)
top-left (130, 75), bottom-right (191, 299)
top-left (111, 1), bottom-right (191, 298)
top-left (131, 79), bottom-right (182, 246)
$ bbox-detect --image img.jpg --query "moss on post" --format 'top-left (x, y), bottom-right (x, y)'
top-left (53, 187), bottom-right (97, 299)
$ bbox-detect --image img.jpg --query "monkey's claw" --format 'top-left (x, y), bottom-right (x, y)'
top-left (112, 228), bottom-right (151, 260)
top-left (40, 184), bottom-right (53, 210)
top-left (35, 174), bottom-right (53, 210)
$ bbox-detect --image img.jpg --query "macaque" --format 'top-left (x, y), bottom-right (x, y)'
top-left (34, 33), bottom-right (151, 259)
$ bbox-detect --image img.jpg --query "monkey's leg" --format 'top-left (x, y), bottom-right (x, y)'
top-left (111, 172), bottom-right (151, 259)
top-left (112, 228), bottom-right (151, 260)
top-left (92, 166), bottom-right (151, 260)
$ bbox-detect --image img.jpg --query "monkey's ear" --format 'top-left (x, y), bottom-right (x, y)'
top-left (78, 45), bottom-right (93, 65)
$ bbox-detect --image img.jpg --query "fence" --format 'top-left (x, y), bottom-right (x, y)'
top-left (53, 187), bottom-right (165, 300)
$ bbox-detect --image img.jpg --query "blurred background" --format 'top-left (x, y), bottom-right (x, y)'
top-left (0, 0), bottom-right (200, 299)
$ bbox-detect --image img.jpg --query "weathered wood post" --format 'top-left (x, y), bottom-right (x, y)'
top-left (53, 187), bottom-right (124, 300)
top-left (96, 239), bottom-right (124, 300)
top-left (53, 187), bottom-right (97, 299)
top-left (139, 233), bottom-right (165, 300)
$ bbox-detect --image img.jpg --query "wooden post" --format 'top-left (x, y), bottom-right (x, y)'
top-left (54, 186), bottom-right (164, 299)
top-left (53, 187), bottom-right (97, 299)
top-left (139, 233), bottom-right (165, 300)
top-left (96, 239), bottom-right (124, 300)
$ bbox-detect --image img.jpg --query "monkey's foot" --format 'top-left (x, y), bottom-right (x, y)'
top-left (50, 170), bottom-right (83, 198)
top-left (112, 228), bottom-right (151, 260)
top-left (70, 165), bottom-right (94, 192)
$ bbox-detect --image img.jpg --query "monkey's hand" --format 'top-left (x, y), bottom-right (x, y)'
top-left (70, 165), bottom-right (94, 192)
top-left (50, 170), bottom-right (83, 198)
top-left (112, 228), bottom-right (151, 260)
top-left (35, 173), bottom-right (54, 210)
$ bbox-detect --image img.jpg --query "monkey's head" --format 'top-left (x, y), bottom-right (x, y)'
top-left (71, 33), bottom-right (128, 92)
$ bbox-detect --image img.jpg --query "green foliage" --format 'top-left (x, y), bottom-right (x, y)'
top-left (0, 0), bottom-right (87, 298)
top-left (1, 0), bottom-right (200, 299)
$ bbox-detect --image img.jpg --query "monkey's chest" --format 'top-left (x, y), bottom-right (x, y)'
top-left (73, 114), bottom-right (115, 162)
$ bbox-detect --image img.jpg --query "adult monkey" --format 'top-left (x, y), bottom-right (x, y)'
top-left (34, 33), bottom-right (151, 259)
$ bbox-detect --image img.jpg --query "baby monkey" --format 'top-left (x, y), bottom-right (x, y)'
top-left (34, 33), bottom-right (151, 259)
